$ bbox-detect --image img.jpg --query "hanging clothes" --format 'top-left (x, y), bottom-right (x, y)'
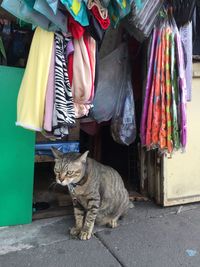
top-left (60, 0), bottom-right (89, 26)
top-left (72, 33), bottom-right (96, 104)
top-left (1, 0), bottom-right (51, 31)
top-left (43, 41), bottom-right (55, 132)
top-left (54, 32), bottom-right (76, 126)
top-left (108, 0), bottom-right (131, 28)
top-left (16, 27), bottom-right (54, 131)
top-left (46, 0), bottom-right (59, 14)
top-left (68, 13), bottom-right (85, 39)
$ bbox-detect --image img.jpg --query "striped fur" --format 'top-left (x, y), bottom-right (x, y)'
top-left (54, 33), bottom-right (75, 127)
top-left (52, 148), bottom-right (130, 240)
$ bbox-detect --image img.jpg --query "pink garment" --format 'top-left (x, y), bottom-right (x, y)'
top-left (74, 103), bottom-right (92, 118)
top-left (72, 34), bottom-right (96, 104)
top-left (43, 42), bottom-right (55, 132)
top-left (84, 33), bottom-right (96, 102)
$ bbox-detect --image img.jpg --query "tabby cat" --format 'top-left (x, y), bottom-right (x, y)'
top-left (52, 148), bottom-right (130, 240)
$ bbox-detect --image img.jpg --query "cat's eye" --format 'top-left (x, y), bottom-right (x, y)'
top-left (67, 171), bottom-right (73, 176)
top-left (54, 168), bottom-right (59, 173)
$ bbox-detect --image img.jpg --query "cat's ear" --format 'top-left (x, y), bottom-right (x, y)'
top-left (79, 151), bottom-right (89, 163)
top-left (51, 147), bottom-right (63, 159)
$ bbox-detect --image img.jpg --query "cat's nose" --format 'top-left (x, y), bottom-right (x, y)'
top-left (59, 174), bottom-right (65, 182)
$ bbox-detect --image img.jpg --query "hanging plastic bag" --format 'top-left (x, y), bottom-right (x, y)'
top-left (1, 0), bottom-right (50, 31)
top-left (111, 61), bottom-right (136, 146)
top-left (90, 43), bottom-right (127, 123)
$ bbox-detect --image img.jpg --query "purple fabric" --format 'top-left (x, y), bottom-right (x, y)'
top-left (43, 41), bottom-right (55, 132)
top-left (180, 22), bottom-right (192, 102)
top-left (140, 28), bottom-right (158, 146)
top-left (66, 40), bottom-right (74, 57)
top-left (175, 30), bottom-right (187, 149)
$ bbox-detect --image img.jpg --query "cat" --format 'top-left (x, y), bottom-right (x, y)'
top-left (52, 148), bottom-right (130, 241)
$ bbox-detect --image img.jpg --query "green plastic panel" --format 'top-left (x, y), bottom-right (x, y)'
top-left (0, 66), bottom-right (35, 227)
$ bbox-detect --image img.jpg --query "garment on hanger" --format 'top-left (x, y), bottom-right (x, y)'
top-left (54, 32), bottom-right (76, 128)
top-left (34, 0), bottom-right (68, 32)
top-left (16, 27), bottom-right (54, 131)
top-left (60, 0), bottom-right (89, 26)
top-left (108, 0), bottom-right (131, 28)
top-left (1, 0), bottom-right (51, 31)
top-left (68, 13), bottom-right (85, 39)
top-left (72, 33), bottom-right (96, 104)
top-left (46, 0), bottom-right (59, 14)
top-left (43, 41), bottom-right (55, 132)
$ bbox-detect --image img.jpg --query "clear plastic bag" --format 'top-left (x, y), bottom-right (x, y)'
top-left (90, 43), bottom-right (127, 123)
top-left (91, 42), bottom-right (136, 145)
top-left (111, 61), bottom-right (136, 146)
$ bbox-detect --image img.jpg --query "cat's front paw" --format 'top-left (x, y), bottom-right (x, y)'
top-left (79, 231), bottom-right (92, 240)
top-left (70, 227), bottom-right (81, 236)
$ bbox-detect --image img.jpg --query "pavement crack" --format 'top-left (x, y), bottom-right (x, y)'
top-left (94, 233), bottom-right (127, 267)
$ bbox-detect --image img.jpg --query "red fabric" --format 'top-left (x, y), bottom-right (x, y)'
top-left (68, 14), bottom-right (85, 39)
top-left (91, 6), bottom-right (110, 30)
top-left (83, 33), bottom-right (94, 101)
top-left (68, 53), bottom-right (73, 87)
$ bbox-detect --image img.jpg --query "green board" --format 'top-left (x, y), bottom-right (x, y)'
top-left (0, 66), bottom-right (35, 227)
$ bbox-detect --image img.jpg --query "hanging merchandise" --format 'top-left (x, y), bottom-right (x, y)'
top-left (171, 0), bottom-right (196, 28)
top-left (108, 0), bottom-right (131, 28)
top-left (0, 36), bottom-right (6, 63)
top-left (111, 61), bottom-right (136, 146)
top-left (43, 42), bottom-right (55, 132)
top-left (54, 32), bottom-right (75, 127)
top-left (86, 0), bottom-right (110, 43)
top-left (46, 0), bottom-right (59, 14)
top-left (16, 27), bottom-right (54, 131)
top-left (99, 0), bottom-right (111, 8)
top-left (68, 13), bottom-right (85, 39)
top-left (60, 0), bottom-right (89, 26)
top-left (91, 43), bottom-right (127, 123)
top-left (87, 0), bottom-right (110, 30)
top-left (1, 0), bottom-right (51, 31)
top-left (140, 10), bottom-right (187, 155)
top-left (71, 33), bottom-right (96, 118)
top-left (123, 0), bottom-right (164, 42)
top-left (180, 22), bottom-right (193, 101)
top-left (33, 0), bottom-right (68, 32)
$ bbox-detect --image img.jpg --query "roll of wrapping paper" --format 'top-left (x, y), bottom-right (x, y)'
top-left (145, 29), bottom-right (161, 149)
top-left (151, 27), bottom-right (163, 147)
top-left (140, 28), bottom-right (158, 146)
top-left (175, 30), bottom-right (187, 149)
top-left (165, 27), bottom-right (173, 154)
top-left (170, 31), bottom-right (180, 150)
top-left (159, 28), bottom-right (167, 150)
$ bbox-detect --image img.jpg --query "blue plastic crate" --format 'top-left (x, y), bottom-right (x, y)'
top-left (35, 141), bottom-right (80, 157)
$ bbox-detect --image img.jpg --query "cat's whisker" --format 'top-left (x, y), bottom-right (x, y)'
top-left (48, 181), bottom-right (57, 191)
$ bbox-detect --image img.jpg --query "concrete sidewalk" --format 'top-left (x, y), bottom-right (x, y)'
top-left (1, 202), bottom-right (200, 267)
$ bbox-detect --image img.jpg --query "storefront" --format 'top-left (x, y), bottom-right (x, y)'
top-left (0, 0), bottom-right (198, 227)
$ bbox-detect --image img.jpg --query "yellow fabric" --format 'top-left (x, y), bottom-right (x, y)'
top-left (16, 27), bottom-right (54, 131)
top-left (71, 0), bottom-right (81, 15)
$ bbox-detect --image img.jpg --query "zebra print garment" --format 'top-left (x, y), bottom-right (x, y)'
top-left (54, 32), bottom-right (75, 130)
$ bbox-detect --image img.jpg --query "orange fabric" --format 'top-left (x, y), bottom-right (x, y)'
top-left (159, 29), bottom-right (167, 150)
